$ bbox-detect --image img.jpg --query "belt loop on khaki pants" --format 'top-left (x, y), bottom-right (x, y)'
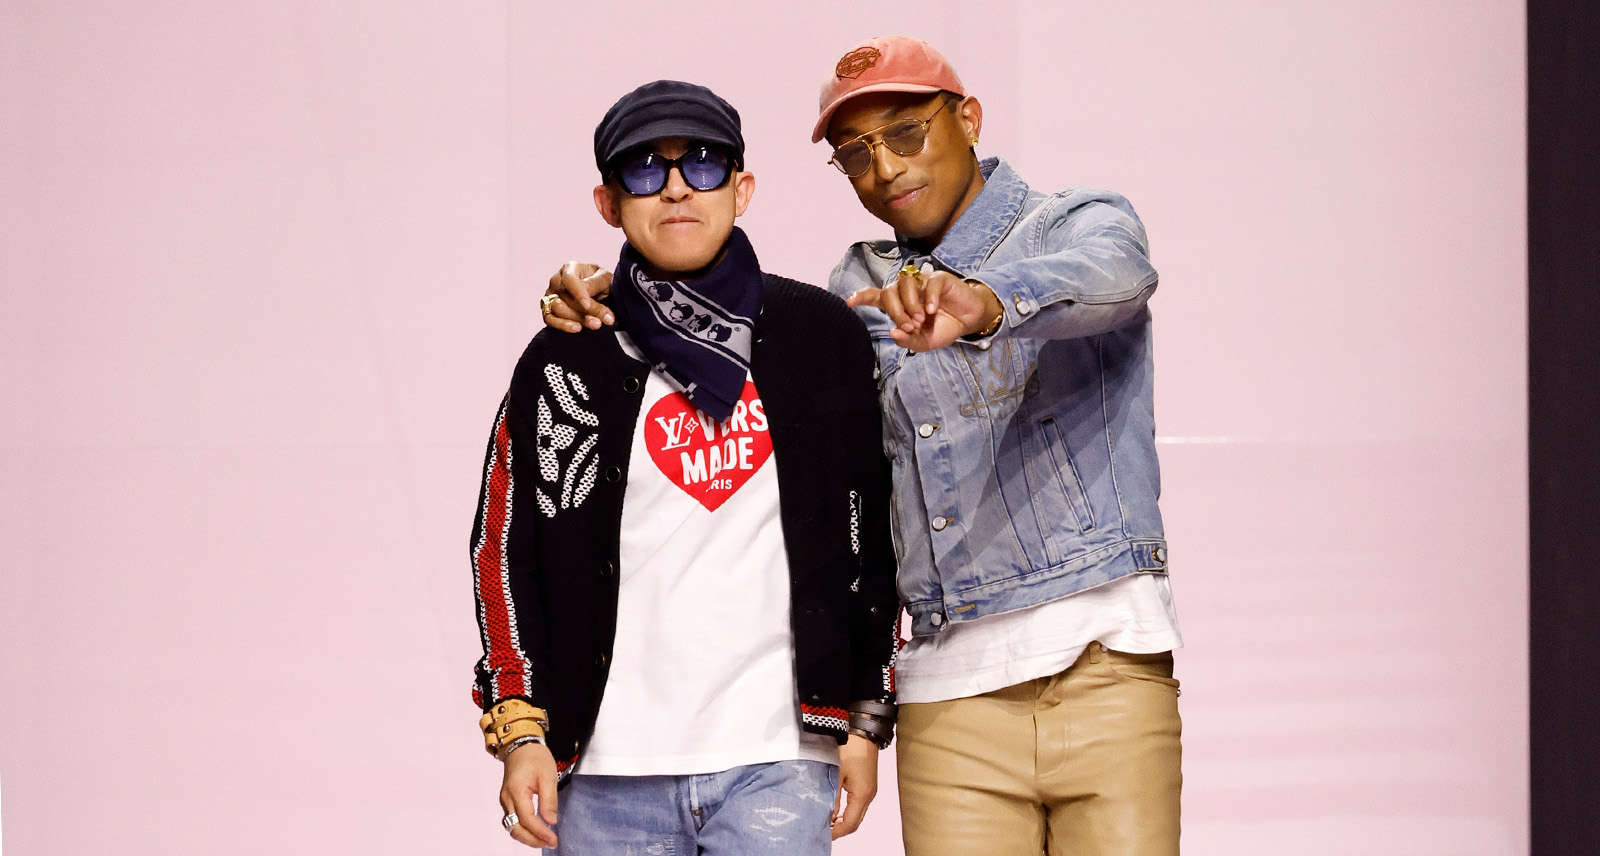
top-left (1088, 641), bottom-right (1104, 664)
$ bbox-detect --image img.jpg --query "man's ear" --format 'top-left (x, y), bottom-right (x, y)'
top-left (593, 183), bottom-right (623, 228)
top-left (732, 171), bottom-right (756, 218)
top-left (957, 96), bottom-right (984, 146)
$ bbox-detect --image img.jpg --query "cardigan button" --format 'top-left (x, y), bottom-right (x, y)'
top-left (622, 376), bottom-right (641, 393)
top-left (601, 561), bottom-right (616, 577)
top-left (595, 652), bottom-right (609, 668)
top-left (605, 466), bottom-right (622, 483)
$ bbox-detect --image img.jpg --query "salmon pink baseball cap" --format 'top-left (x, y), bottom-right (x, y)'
top-left (811, 35), bottom-right (967, 143)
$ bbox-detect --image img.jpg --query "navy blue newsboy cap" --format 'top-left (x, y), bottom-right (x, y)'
top-left (593, 80), bottom-right (745, 174)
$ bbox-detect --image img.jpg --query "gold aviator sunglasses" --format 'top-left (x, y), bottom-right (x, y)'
top-left (828, 96), bottom-right (957, 177)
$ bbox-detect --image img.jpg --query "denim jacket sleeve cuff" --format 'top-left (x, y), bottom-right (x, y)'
top-left (957, 278), bottom-right (1008, 346)
top-left (967, 260), bottom-right (1157, 342)
top-left (961, 268), bottom-right (1033, 344)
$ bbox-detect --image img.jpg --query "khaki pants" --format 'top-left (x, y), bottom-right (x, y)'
top-left (896, 643), bottom-right (1182, 856)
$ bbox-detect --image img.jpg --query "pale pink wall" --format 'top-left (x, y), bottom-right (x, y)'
top-left (0, 2), bottom-right (1525, 855)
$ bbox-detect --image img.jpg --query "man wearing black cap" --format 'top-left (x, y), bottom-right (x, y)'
top-left (468, 80), bottom-right (900, 853)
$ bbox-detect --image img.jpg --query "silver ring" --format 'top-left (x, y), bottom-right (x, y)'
top-left (502, 811), bottom-right (519, 831)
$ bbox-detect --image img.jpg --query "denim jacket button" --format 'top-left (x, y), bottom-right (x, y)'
top-left (918, 423), bottom-right (936, 438)
top-left (1153, 546), bottom-right (1166, 564)
top-left (1013, 294), bottom-right (1033, 314)
top-left (932, 515), bottom-right (949, 531)
top-left (930, 612), bottom-right (944, 627)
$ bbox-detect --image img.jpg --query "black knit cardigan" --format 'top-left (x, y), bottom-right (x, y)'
top-left (470, 274), bottom-right (899, 784)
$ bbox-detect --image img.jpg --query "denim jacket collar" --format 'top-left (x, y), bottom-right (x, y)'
top-left (896, 157), bottom-right (1030, 274)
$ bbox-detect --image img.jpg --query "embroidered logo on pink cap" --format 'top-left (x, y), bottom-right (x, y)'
top-left (835, 46), bottom-right (882, 79)
top-left (812, 35), bottom-right (966, 143)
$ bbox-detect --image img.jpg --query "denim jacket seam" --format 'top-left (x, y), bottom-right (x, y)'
top-left (931, 164), bottom-right (1031, 274)
top-left (1097, 335), bottom-right (1131, 534)
top-left (1030, 194), bottom-right (1061, 257)
top-left (980, 193), bottom-right (1030, 269)
top-left (929, 536), bottom-right (1155, 604)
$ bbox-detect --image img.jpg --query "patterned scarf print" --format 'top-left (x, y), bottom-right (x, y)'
top-left (611, 227), bottom-right (763, 423)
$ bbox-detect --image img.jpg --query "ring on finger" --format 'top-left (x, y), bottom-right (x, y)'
top-left (539, 294), bottom-right (559, 314)
top-left (502, 811), bottom-right (519, 831)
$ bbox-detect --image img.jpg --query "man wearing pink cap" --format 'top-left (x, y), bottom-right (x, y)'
top-left (809, 35), bottom-right (1182, 856)
top-left (542, 36), bottom-right (1182, 856)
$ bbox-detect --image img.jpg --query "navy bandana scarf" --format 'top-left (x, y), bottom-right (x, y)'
top-left (611, 226), bottom-right (763, 423)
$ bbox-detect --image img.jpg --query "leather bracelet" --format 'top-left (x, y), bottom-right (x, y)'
top-left (847, 718), bottom-right (893, 749)
top-left (847, 725), bottom-right (890, 749)
top-left (847, 710), bottom-right (895, 749)
top-left (481, 700), bottom-right (550, 757)
top-left (482, 700), bottom-right (550, 730)
top-left (848, 700), bottom-right (898, 721)
top-left (498, 734), bottom-right (547, 762)
top-left (485, 717), bottom-right (548, 757)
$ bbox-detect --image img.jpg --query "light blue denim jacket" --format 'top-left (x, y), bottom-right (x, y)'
top-left (828, 158), bottom-right (1169, 638)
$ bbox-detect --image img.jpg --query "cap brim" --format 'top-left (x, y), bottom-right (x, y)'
top-left (810, 82), bottom-right (944, 143)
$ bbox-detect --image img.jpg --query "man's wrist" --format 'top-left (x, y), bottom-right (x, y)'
top-left (847, 700), bottom-right (897, 748)
top-left (499, 734), bottom-right (547, 761)
top-left (481, 699), bottom-right (550, 758)
top-left (962, 279), bottom-right (1004, 339)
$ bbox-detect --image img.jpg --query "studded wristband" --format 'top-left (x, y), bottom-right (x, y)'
top-left (480, 700), bottom-right (550, 758)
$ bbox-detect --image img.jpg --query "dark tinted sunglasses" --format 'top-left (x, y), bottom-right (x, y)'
top-left (610, 145), bottom-right (737, 196)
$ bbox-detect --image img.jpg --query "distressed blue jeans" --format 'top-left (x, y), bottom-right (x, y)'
top-left (551, 760), bottom-right (838, 855)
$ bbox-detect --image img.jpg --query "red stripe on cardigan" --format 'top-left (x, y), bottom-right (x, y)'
top-left (473, 405), bottom-right (531, 702)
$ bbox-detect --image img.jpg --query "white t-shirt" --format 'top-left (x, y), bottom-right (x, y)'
top-left (894, 572), bottom-right (1184, 704)
top-left (578, 335), bottom-right (838, 775)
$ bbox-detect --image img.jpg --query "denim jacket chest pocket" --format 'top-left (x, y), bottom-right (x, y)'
top-left (955, 340), bottom-right (1113, 576)
top-left (855, 306), bottom-right (905, 404)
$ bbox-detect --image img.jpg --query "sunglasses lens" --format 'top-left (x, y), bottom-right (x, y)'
top-left (617, 152), bottom-right (667, 195)
top-left (832, 142), bottom-right (872, 176)
top-left (882, 120), bottom-right (928, 155)
top-left (680, 147), bottom-right (732, 191)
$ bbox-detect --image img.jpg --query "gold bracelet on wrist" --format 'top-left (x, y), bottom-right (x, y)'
top-left (964, 280), bottom-right (1003, 339)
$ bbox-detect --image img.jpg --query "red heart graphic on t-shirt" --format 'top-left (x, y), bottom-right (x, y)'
top-left (643, 382), bottom-right (773, 512)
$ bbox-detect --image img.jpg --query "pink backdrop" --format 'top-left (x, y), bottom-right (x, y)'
top-left (0, 2), bottom-right (1525, 854)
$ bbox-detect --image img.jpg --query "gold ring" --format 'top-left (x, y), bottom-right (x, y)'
top-left (540, 294), bottom-right (559, 314)
top-left (899, 264), bottom-right (921, 279)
